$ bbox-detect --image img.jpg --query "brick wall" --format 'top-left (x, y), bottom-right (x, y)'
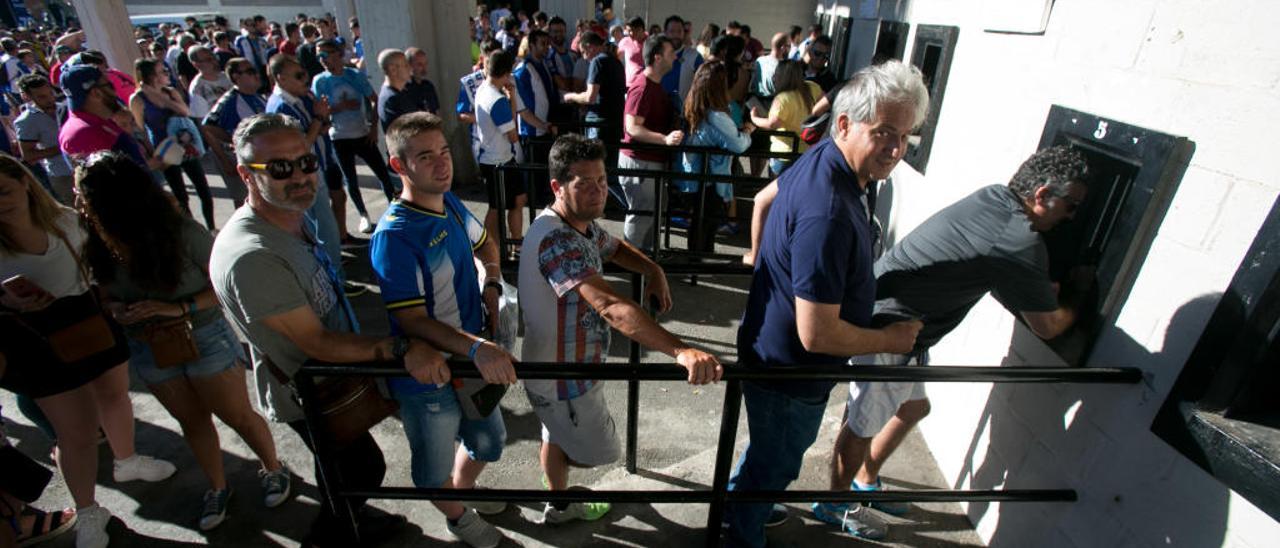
top-left (884, 0), bottom-right (1280, 545)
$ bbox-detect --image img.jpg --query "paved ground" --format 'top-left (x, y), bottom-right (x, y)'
top-left (0, 161), bottom-right (983, 547)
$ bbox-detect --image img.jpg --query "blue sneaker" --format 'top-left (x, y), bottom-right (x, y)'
top-left (811, 502), bottom-right (887, 540)
top-left (854, 479), bottom-right (911, 516)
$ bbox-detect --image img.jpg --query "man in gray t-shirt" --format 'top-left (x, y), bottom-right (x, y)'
top-left (209, 113), bottom-right (439, 546)
top-left (827, 146), bottom-right (1092, 535)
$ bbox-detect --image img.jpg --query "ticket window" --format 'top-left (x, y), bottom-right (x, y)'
top-left (1029, 106), bottom-right (1195, 365)
top-left (904, 24), bottom-right (960, 174)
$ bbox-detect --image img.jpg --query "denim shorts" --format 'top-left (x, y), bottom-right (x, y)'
top-left (395, 384), bottom-right (507, 488)
top-left (127, 317), bottom-right (246, 385)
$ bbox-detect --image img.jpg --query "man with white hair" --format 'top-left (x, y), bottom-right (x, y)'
top-left (726, 60), bottom-right (929, 548)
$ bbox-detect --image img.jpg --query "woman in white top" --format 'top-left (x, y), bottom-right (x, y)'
top-left (0, 155), bottom-right (175, 548)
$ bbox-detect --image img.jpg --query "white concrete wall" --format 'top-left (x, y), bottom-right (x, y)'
top-left (123, 0), bottom-right (342, 30)
top-left (883, 0), bottom-right (1280, 546)
top-left (626, 0), bottom-right (817, 45)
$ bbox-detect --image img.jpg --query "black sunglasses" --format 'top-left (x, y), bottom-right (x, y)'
top-left (246, 153), bottom-right (321, 180)
top-left (809, 49), bottom-right (830, 59)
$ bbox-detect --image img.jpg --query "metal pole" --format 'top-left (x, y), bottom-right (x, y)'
top-left (294, 371), bottom-right (362, 543)
top-left (495, 165), bottom-right (509, 267)
top-left (705, 379), bottom-right (743, 548)
top-left (626, 272), bottom-right (643, 474)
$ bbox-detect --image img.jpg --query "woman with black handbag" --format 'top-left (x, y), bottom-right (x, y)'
top-left (0, 154), bottom-right (175, 548)
top-left (74, 152), bottom-right (292, 532)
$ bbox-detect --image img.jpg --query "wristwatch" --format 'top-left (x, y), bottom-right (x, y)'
top-left (391, 335), bottom-right (411, 361)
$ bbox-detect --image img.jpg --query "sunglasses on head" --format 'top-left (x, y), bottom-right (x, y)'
top-left (246, 153), bottom-right (320, 180)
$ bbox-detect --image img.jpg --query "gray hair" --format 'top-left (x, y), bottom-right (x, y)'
top-left (831, 60), bottom-right (929, 130)
top-left (186, 44), bottom-right (212, 62)
top-left (377, 48), bottom-right (405, 73)
top-left (232, 114), bottom-right (303, 164)
top-left (177, 32), bottom-right (196, 48)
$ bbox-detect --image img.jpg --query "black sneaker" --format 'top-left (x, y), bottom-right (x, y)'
top-left (199, 488), bottom-right (232, 531)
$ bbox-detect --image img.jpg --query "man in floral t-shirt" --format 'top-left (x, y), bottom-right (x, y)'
top-left (518, 134), bottom-right (722, 526)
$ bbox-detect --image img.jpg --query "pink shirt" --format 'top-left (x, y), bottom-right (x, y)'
top-left (617, 35), bottom-right (646, 84)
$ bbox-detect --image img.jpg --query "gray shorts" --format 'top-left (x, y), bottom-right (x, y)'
top-left (524, 381), bottom-right (620, 467)
top-left (845, 351), bottom-right (929, 437)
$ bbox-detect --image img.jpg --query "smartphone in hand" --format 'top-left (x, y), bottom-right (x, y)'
top-left (2, 275), bottom-right (51, 300)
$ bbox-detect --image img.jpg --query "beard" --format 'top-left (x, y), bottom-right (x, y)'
top-left (261, 178), bottom-right (318, 212)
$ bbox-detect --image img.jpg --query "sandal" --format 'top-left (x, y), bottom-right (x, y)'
top-left (16, 507), bottom-right (77, 547)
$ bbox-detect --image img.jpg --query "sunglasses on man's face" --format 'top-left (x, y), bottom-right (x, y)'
top-left (810, 49), bottom-right (830, 59)
top-left (246, 153), bottom-right (321, 180)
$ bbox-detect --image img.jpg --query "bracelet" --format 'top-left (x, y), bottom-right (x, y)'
top-left (484, 280), bottom-right (503, 293)
top-left (468, 337), bottom-right (488, 360)
top-left (187, 299), bottom-right (197, 315)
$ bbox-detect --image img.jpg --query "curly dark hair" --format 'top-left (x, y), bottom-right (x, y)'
top-left (1007, 145), bottom-right (1091, 200)
top-left (76, 152), bottom-right (188, 293)
top-left (548, 133), bottom-right (605, 183)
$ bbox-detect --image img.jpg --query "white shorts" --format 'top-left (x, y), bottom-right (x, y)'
top-left (524, 381), bottom-right (620, 467)
top-left (845, 351), bottom-right (929, 437)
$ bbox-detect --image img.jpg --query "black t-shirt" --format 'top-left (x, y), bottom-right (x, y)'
top-left (214, 49), bottom-right (235, 70)
top-left (377, 81), bottom-right (439, 133)
top-left (585, 52), bottom-right (625, 132)
top-left (806, 70), bottom-right (838, 93)
top-left (873, 184), bottom-right (1059, 351)
top-left (298, 42), bottom-right (323, 81)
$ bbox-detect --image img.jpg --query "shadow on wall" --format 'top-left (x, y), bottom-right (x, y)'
top-left (956, 294), bottom-right (1228, 546)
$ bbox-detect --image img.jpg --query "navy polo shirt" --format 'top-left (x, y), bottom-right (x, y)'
top-left (736, 138), bottom-right (877, 398)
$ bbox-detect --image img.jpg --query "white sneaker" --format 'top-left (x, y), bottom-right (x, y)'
top-left (446, 509), bottom-right (502, 548)
top-left (358, 216), bottom-right (374, 233)
top-left (112, 454), bottom-right (176, 482)
top-left (464, 487), bottom-right (508, 515)
top-left (75, 504), bottom-right (111, 548)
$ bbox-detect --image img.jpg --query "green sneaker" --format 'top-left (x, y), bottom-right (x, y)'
top-left (540, 501), bottom-right (612, 524)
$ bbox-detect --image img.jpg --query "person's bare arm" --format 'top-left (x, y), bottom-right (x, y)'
top-left (750, 105), bottom-right (781, 130)
top-left (811, 94), bottom-right (831, 117)
top-left (606, 237), bottom-right (672, 313)
top-left (128, 94), bottom-right (147, 133)
top-left (164, 88), bottom-right (191, 117)
top-left (260, 304), bottom-right (450, 384)
top-left (743, 179), bottom-right (778, 266)
top-left (564, 83), bottom-right (599, 105)
top-left (1021, 308), bottom-right (1076, 340)
top-left (17, 140), bottom-right (62, 163)
top-left (575, 275), bottom-right (721, 384)
top-left (389, 306), bottom-right (517, 385)
top-left (794, 297), bottom-right (922, 356)
top-left (458, 112), bottom-right (476, 125)
top-left (624, 113), bottom-right (681, 145)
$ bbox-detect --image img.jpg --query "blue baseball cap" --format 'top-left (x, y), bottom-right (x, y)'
top-left (60, 64), bottom-right (104, 112)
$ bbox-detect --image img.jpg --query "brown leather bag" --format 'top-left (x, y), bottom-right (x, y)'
top-left (265, 358), bottom-right (398, 447)
top-left (28, 232), bottom-right (118, 364)
top-left (140, 316), bottom-right (199, 368)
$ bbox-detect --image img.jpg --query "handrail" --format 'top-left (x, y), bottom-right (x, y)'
top-left (293, 358), bottom-right (1139, 547)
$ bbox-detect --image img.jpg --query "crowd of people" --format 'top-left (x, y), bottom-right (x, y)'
top-left (0, 5), bottom-right (1095, 548)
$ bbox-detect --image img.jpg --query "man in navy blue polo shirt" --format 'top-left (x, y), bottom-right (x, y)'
top-left (727, 60), bottom-right (929, 547)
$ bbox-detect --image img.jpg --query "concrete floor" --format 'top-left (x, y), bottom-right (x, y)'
top-left (0, 161), bottom-right (984, 547)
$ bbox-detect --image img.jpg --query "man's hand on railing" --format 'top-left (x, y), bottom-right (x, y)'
top-left (676, 347), bottom-right (723, 385)
top-left (473, 342), bottom-right (519, 385)
top-left (405, 338), bottom-right (452, 385)
top-left (643, 268), bottom-right (673, 314)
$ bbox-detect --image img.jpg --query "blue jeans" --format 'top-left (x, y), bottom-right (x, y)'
top-left (395, 384), bottom-right (507, 488)
top-left (725, 381), bottom-right (830, 548)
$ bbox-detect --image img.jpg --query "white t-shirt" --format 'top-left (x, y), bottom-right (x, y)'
top-left (0, 209), bottom-right (91, 299)
top-left (475, 81), bottom-right (520, 165)
top-left (518, 208), bottom-right (619, 400)
top-left (188, 73), bottom-right (233, 119)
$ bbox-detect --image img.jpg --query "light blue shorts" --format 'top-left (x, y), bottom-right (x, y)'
top-left (128, 317), bottom-right (246, 385)
top-left (395, 384), bottom-right (507, 488)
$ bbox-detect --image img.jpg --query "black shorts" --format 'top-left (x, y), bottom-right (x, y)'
top-left (480, 161), bottom-right (525, 209)
top-left (0, 291), bottom-right (130, 399)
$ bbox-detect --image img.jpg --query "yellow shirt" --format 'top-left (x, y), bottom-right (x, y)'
top-left (769, 81), bottom-right (823, 153)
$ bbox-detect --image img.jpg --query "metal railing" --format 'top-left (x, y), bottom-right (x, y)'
top-left (295, 359), bottom-right (1140, 547)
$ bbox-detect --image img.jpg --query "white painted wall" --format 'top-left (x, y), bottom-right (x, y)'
top-left (627, 0), bottom-right (816, 46)
top-left (881, 0), bottom-right (1280, 546)
top-left (123, 0), bottom-right (343, 31)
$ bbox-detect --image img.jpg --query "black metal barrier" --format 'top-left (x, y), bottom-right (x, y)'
top-left (295, 361), bottom-right (1141, 547)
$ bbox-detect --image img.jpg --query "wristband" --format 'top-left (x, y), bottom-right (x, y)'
top-left (187, 299), bottom-right (197, 315)
top-left (468, 338), bottom-right (488, 360)
top-left (484, 280), bottom-right (503, 293)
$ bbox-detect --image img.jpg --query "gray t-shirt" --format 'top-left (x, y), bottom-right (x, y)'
top-left (209, 206), bottom-right (352, 422)
top-left (13, 103), bottom-right (72, 178)
top-left (874, 184), bottom-right (1058, 351)
top-left (103, 218), bottom-right (222, 334)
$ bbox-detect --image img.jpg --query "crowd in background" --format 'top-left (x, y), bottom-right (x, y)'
top-left (0, 4), bottom-right (943, 548)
